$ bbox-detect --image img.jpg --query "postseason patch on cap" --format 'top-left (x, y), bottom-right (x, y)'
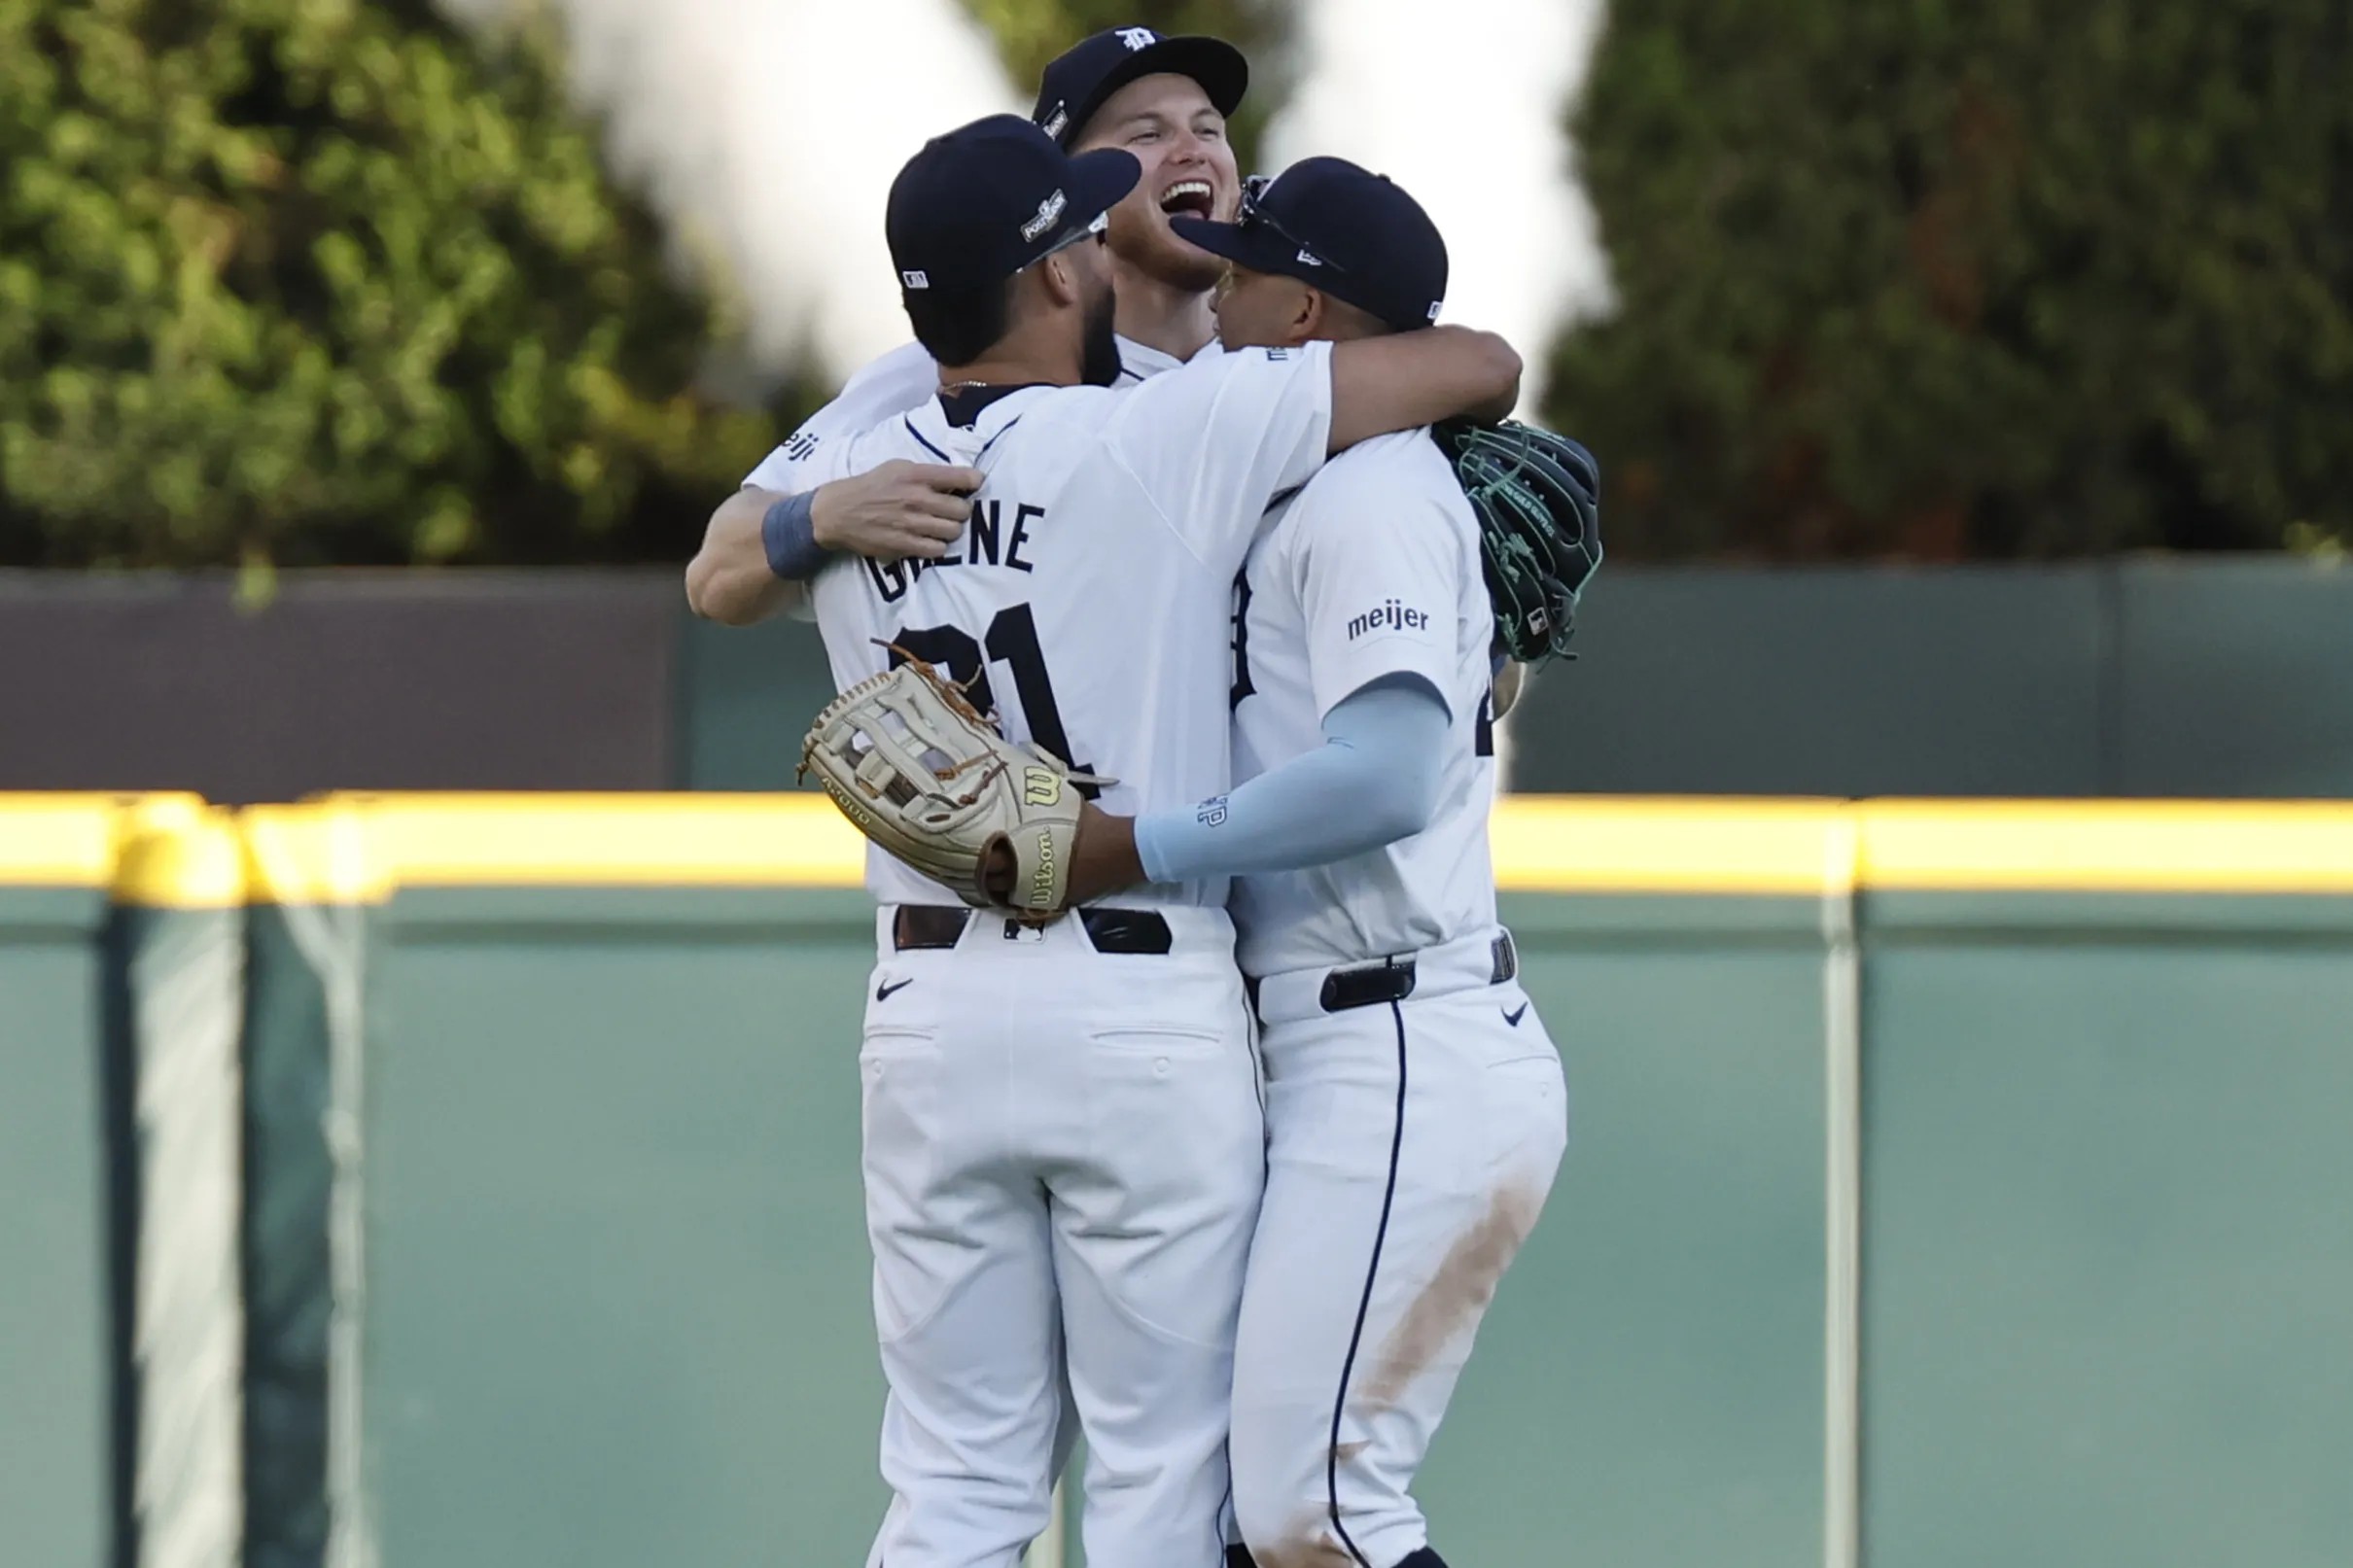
top-left (1020, 189), bottom-right (1069, 242)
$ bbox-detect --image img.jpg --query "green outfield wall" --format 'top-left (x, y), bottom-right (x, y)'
top-left (12, 563), bottom-right (2353, 803)
top-left (4, 794), bottom-right (2350, 1568)
top-left (0, 802), bottom-right (119, 1568)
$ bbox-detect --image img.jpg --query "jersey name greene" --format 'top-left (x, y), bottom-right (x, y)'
top-left (858, 498), bottom-right (1045, 603)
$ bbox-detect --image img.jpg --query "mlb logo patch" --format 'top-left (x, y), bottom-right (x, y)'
top-left (901, 269), bottom-right (930, 290)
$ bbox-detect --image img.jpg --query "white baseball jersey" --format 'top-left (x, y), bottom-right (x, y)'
top-left (741, 335), bottom-right (1205, 490)
top-left (765, 341), bottom-right (1336, 912)
top-left (1220, 433), bottom-right (1563, 1568)
top-left (1226, 428), bottom-right (1501, 978)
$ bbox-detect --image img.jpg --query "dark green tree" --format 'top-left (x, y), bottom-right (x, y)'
top-left (961, 0), bottom-right (1291, 168)
top-left (1547, 0), bottom-right (2353, 558)
top-left (0, 0), bottom-right (781, 568)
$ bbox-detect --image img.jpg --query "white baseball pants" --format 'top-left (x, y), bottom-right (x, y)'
top-left (857, 905), bottom-right (1265, 1568)
top-left (1229, 929), bottom-right (1568, 1568)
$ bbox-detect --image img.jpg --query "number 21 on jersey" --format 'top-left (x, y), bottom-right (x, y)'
top-left (888, 604), bottom-right (1104, 797)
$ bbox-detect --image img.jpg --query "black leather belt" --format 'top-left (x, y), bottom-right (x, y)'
top-left (891, 904), bottom-right (1174, 956)
top-left (1320, 958), bottom-right (1416, 1012)
top-left (1312, 930), bottom-right (1521, 1015)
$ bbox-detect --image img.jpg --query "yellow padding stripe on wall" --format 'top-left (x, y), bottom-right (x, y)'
top-left (1857, 800), bottom-right (2353, 891)
top-left (0, 795), bottom-right (130, 888)
top-left (355, 793), bottom-right (866, 891)
top-left (238, 795), bottom-right (869, 902)
top-left (240, 802), bottom-right (391, 904)
top-left (1493, 797), bottom-right (1847, 892)
top-left (0, 794), bottom-right (233, 903)
top-left (12, 794), bottom-right (2353, 902)
top-left (298, 795), bottom-right (2353, 895)
top-left (115, 799), bottom-right (244, 908)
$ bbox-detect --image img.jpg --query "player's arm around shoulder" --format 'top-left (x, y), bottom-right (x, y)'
top-left (686, 485), bottom-right (804, 626)
top-left (685, 459), bottom-right (982, 626)
top-left (684, 340), bottom-right (975, 626)
top-left (685, 464), bottom-right (980, 624)
top-left (1325, 326), bottom-right (1521, 453)
top-left (1098, 341), bottom-right (1347, 566)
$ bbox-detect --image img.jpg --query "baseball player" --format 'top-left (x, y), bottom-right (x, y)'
top-left (1023, 161), bottom-right (1585, 1568)
top-left (686, 26), bottom-right (1251, 628)
top-left (757, 115), bottom-right (1524, 1568)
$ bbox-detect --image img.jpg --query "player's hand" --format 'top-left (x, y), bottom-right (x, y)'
top-left (1063, 802), bottom-right (1143, 908)
top-left (981, 801), bottom-right (1141, 912)
top-left (981, 838), bottom-right (1018, 905)
top-left (810, 461), bottom-right (982, 562)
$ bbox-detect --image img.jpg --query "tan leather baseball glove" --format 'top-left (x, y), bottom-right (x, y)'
top-left (800, 650), bottom-right (1106, 918)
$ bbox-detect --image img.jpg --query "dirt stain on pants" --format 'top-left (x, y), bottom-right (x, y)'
top-left (1252, 1179), bottom-right (1551, 1568)
top-left (1355, 1179), bottom-right (1547, 1411)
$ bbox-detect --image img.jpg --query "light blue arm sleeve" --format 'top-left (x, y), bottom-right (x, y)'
top-left (1135, 676), bottom-right (1450, 884)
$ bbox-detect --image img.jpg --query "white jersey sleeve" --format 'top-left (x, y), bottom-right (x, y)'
top-left (1287, 435), bottom-right (1467, 721)
top-left (741, 340), bottom-right (939, 491)
top-left (1103, 340), bottom-right (1334, 568)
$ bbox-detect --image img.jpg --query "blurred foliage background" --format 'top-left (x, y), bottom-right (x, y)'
top-left (1552, 0), bottom-right (2353, 560)
top-left (1, 0), bottom-right (2344, 567)
top-left (0, 0), bottom-right (786, 569)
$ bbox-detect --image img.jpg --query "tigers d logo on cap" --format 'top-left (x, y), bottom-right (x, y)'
top-left (1029, 27), bottom-right (1248, 148)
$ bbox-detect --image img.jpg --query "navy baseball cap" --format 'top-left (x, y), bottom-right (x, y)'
top-left (887, 115), bottom-right (1141, 295)
top-left (1032, 25), bottom-right (1247, 147)
top-left (1171, 157), bottom-right (1449, 331)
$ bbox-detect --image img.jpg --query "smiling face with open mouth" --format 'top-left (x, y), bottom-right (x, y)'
top-left (1073, 72), bottom-right (1241, 292)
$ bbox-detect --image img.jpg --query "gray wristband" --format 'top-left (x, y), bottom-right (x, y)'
top-left (760, 491), bottom-right (827, 580)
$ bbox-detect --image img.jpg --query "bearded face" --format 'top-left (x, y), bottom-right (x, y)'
top-left (1079, 262), bottom-right (1123, 387)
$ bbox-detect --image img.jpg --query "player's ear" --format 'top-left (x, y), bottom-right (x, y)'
top-left (1038, 249), bottom-right (1084, 309)
top-left (1293, 284), bottom-right (1328, 345)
